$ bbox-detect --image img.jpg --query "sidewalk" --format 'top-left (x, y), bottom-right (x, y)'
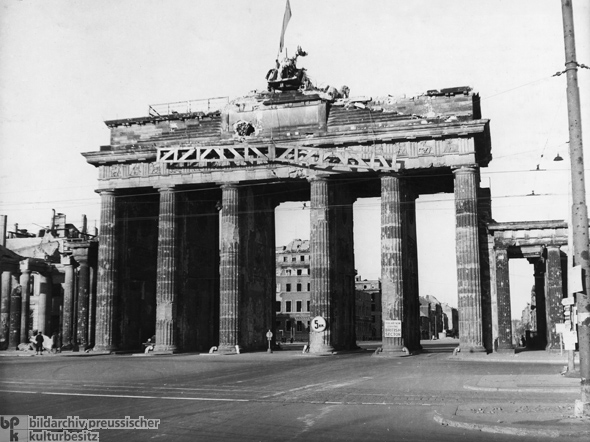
top-left (433, 372), bottom-right (590, 437)
top-left (448, 347), bottom-right (580, 365)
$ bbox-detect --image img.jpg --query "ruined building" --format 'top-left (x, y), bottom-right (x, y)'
top-left (275, 238), bottom-right (380, 342)
top-left (0, 213), bottom-right (98, 351)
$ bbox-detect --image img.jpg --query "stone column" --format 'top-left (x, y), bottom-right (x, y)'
top-left (0, 270), bottom-right (11, 349)
top-left (545, 246), bottom-right (563, 351)
top-left (37, 273), bottom-right (52, 335)
top-left (454, 166), bottom-right (486, 352)
top-left (219, 184), bottom-right (240, 353)
top-left (309, 176), bottom-right (334, 354)
top-left (533, 258), bottom-right (547, 349)
top-left (76, 258), bottom-right (90, 350)
top-left (495, 248), bottom-right (514, 351)
top-left (61, 264), bottom-right (75, 349)
top-left (19, 269), bottom-right (31, 348)
top-left (94, 189), bottom-right (118, 352)
top-left (155, 186), bottom-right (178, 353)
top-left (380, 174), bottom-right (405, 353)
top-left (9, 281), bottom-right (22, 349)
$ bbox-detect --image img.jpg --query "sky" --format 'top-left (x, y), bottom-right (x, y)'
top-left (1, 0), bottom-right (589, 317)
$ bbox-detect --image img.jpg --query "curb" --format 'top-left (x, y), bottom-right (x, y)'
top-left (433, 411), bottom-right (590, 438)
top-left (463, 384), bottom-right (579, 394)
top-left (433, 411), bottom-right (562, 437)
top-left (448, 355), bottom-right (579, 365)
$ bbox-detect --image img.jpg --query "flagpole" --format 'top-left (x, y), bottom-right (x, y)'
top-left (278, 0), bottom-right (292, 56)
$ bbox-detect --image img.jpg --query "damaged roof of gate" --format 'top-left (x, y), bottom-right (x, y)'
top-left (102, 86), bottom-right (488, 151)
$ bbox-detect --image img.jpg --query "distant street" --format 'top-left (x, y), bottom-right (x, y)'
top-left (0, 340), bottom-right (578, 442)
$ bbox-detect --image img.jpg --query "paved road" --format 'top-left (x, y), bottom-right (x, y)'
top-left (0, 342), bottom-right (579, 441)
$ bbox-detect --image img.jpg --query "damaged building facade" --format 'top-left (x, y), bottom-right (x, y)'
top-left (0, 213), bottom-right (98, 351)
top-left (82, 65), bottom-right (497, 355)
top-left (275, 238), bottom-right (381, 342)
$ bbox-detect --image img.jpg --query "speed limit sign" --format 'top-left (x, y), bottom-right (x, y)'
top-left (311, 316), bottom-right (327, 332)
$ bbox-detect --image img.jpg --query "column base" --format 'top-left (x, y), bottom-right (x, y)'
top-left (495, 346), bottom-right (515, 354)
top-left (217, 344), bottom-right (241, 355)
top-left (574, 400), bottom-right (590, 418)
top-left (93, 344), bottom-right (117, 353)
top-left (154, 344), bottom-right (177, 354)
top-left (308, 343), bottom-right (334, 355)
top-left (381, 344), bottom-right (406, 353)
top-left (459, 344), bottom-right (487, 353)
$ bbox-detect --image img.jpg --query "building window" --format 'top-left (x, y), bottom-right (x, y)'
top-left (371, 304), bottom-right (376, 311)
top-left (296, 301), bottom-right (302, 312)
top-left (296, 321), bottom-right (303, 332)
top-left (300, 255), bottom-right (305, 262)
top-left (296, 283), bottom-right (302, 292)
top-left (306, 300), bottom-right (310, 311)
top-left (283, 256), bottom-right (288, 262)
top-left (286, 301), bottom-right (292, 312)
top-left (276, 301), bottom-right (281, 312)
top-left (297, 269), bottom-right (302, 276)
top-left (307, 283), bottom-right (310, 291)
top-left (276, 283), bottom-right (281, 292)
top-left (286, 321), bottom-right (292, 331)
top-left (292, 256), bottom-right (297, 262)
top-left (285, 269), bottom-right (292, 276)
top-left (286, 283), bottom-right (291, 292)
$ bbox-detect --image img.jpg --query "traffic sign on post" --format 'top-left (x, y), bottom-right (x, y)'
top-left (266, 330), bottom-right (273, 353)
top-left (311, 316), bottom-right (327, 333)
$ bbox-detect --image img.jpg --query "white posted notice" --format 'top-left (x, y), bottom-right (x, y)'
top-left (384, 320), bottom-right (402, 338)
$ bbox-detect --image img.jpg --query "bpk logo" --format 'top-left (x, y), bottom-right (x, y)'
top-left (0, 416), bottom-right (28, 442)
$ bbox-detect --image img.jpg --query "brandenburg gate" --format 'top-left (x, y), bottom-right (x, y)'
top-left (82, 78), bottom-right (492, 355)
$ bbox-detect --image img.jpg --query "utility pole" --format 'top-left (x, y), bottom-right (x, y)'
top-left (561, 0), bottom-right (590, 417)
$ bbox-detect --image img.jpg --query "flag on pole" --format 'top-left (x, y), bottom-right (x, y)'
top-left (279, 0), bottom-right (292, 53)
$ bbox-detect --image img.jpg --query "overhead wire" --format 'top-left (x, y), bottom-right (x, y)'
top-left (2, 66), bottom-right (584, 225)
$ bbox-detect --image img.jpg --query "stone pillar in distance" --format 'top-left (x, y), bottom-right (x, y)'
top-left (495, 247), bottom-right (514, 351)
top-left (309, 175), bottom-right (334, 354)
top-left (61, 262), bottom-right (75, 350)
top-left (94, 189), bottom-right (118, 352)
top-left (380, 174), bottom-right (405, 353)
top-left (219, 184), bottom-right (241, 353)
top-left (454, 166), bottom-right (486, 352)
top-left (8, 280), bottom-right (22, 349)
top-left (0, 270), bottom-right (12, 349)
top-left (37, 273), bottom-right (52, 336)
top-left (19, 268), bottom-right (31, 349)
top-left (155, 186), bottom-right (178, 353)
top-left (533, 258), bottom-right (547, 349)
top-left (545, 246), bottom-right (563, 351)
top-left (76, 257), bottom-right (90, 350)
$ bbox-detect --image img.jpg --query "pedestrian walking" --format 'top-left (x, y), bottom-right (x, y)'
top-left (35, 331), bottom-right (44, 355)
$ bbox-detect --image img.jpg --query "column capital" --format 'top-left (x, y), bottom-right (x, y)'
top-left (95, 188), bottom-right (117, 196)
top-left (307, 173), bottom-right (331, 183)
top-left (156, 185), bottom-right (176, 192)
top-left (452, 165), bottom-right (479, 175)
top-left (219, 182), bottom-right (239, 189)
top-left (379, 172), bottom-right (401, 179)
